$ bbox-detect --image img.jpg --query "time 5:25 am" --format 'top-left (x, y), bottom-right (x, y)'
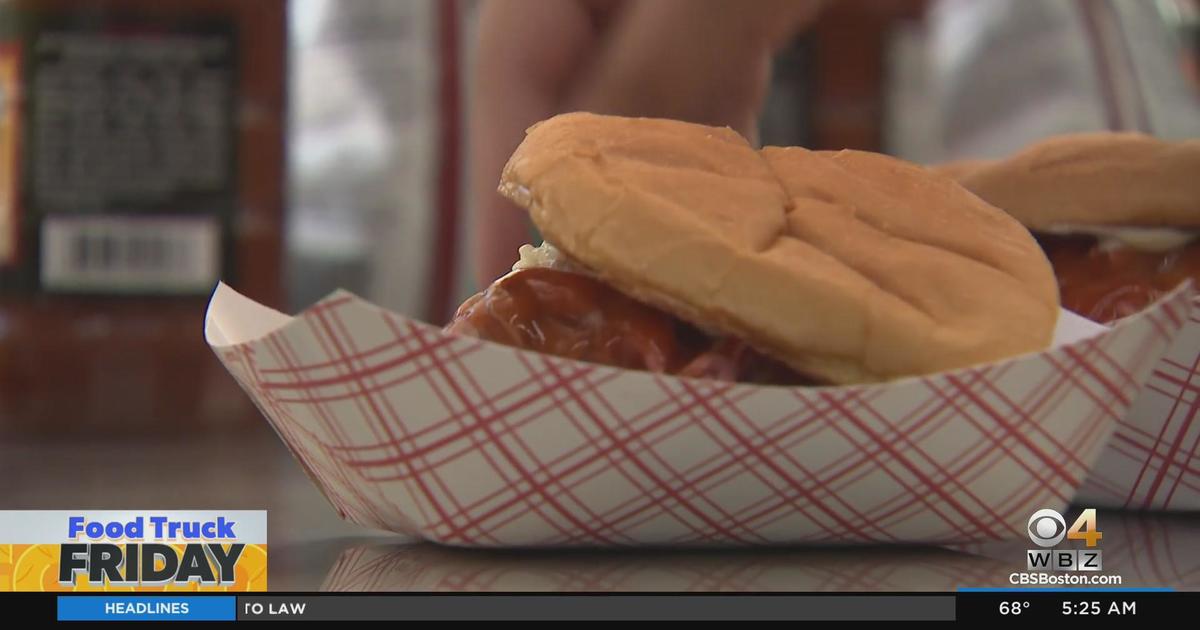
top-left (1062, 601), bottom-right (1136, 615)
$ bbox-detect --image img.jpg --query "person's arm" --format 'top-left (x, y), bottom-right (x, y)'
top-left (469, 0), bottom-right (825, 288)
top-left (564, 0), bottom-right (822, 138)
top-left (470, 1), bottom-right (599, 291)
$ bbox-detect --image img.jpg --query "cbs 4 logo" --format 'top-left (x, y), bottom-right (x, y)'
top-left (1027, 508), bottom-right (1102, 548)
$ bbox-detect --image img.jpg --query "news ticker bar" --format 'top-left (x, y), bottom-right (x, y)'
top-left (0, 591), bottom-right (1184, 621)
top-left (46, 594), bottom-right (948, 621)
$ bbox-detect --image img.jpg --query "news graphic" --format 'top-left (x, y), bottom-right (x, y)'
top-left (1009, 507), bottom-right (1120, 587)
top-left (0, 511), bottom-right (267, 592)
top-left (0, 507), bottom-right (1191, 621)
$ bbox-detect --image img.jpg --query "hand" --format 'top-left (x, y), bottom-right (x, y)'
top-left (469, 0), bottom-right (826, 288)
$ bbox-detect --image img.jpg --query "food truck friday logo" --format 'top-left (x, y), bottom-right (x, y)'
top-left (0, 511), bottom-right (267, 591)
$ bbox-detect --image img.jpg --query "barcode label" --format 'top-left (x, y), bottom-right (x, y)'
top-left (41, 216), bottom-right (220, 293)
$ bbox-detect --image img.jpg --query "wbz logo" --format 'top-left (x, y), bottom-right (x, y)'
top-left (1026, 508), bottom-right (1103, 571)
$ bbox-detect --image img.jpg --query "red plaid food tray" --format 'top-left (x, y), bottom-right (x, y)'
top-left (205, 284), bottom-right (1193, 546)
top-left (1076, 293), bottom-right (1200, 510)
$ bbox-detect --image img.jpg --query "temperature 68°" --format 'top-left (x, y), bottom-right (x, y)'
top-left (999, 601), bottom-right (1031, 615)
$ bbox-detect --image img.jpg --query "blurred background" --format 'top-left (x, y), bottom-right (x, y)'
top-left (0, 0), bottom-right (1197, 435)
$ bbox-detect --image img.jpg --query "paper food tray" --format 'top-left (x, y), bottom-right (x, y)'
top-left (205, 283), bottom-right (1192, 546)
top-left (1076, 292), bottom-right (1200, 510)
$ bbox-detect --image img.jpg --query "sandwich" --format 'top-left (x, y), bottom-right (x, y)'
top-left (940, 133), bottom-right (1200, 323)
top-left (446, 113), bottom-right (1060, 385)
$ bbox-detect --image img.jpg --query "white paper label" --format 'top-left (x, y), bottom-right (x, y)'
top-left (41, 216), bottom-right (220, 293)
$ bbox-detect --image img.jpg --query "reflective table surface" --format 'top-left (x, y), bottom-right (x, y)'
top-left (4, 428), bottom-right (1197, 591)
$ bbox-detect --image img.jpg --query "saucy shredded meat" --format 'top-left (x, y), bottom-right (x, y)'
top-left (444, 268), bottom-right (810, 385)
top-left (1038, 234), bottom-right (1200, 323)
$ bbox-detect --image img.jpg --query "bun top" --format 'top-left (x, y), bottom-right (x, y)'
top-left (499, 112), bottom-right (1059, 384)
top-left (938, 132), bottom-right (1200, 230)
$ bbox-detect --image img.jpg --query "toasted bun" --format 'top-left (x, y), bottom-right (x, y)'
top-left (940, 133), bottom-right (1200, 230)
top-left (499, 112), bottom-right (1059, 384)
top-left (930, 158), bottom-right (995, 182)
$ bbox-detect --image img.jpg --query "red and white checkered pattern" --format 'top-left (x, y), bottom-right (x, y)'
top-left (1077, 293), bottom-right (1200, 510)
top-left (208, 286), bottom-right (1191, 547)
